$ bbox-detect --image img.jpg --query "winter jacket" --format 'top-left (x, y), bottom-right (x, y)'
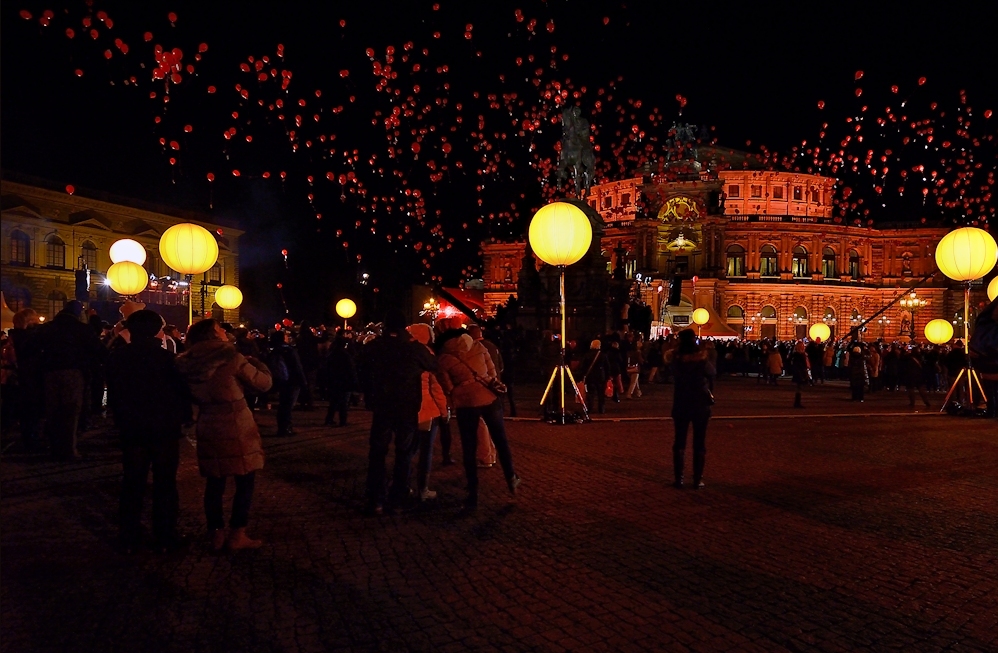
top-left (789, 351), bottom-right (810, 385)
top-left (671, 349), bottom-right (715, 417)
top-left (35, 310), bottom-right (105, 374)
top-left (106, 337), bottom-right (191, 444)
top-left (438, 334), bottom-right (498, 408)
top-left (176, 339), bottom-right (273, 477)
top-left (766, 350), bottom-right (784, 376)
top-left (579, 349), bottom-right (609, 391)
top-left (324, 340), bottom-right (358, 391)
top-left (849, 355), bottom-right (869, 387)
top-left (360, 332), bottom-right (438, 415)
top-left (418, 371), bottom-right (448, 428)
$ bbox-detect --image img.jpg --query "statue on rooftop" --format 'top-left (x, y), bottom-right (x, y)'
top-left (556, 106), bottom-right (595, 198)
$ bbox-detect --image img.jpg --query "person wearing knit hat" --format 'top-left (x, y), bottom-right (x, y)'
top-left (106, 309), bottom-right (190, 553)
top-left (361, 309), bottom-right (438, 515)
top-left (849, 344), bottom-right (869, 402)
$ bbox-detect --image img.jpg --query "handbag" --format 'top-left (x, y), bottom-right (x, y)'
top-left (455, 355), bottom-right (507, 397)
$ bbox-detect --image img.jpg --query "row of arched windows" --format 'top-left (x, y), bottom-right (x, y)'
top-left (725, 245), bottom-right (861, 279)
top-left (7, 230), bottom-right (222, 281)
top-left (8, 230), bottom-right (98, 270)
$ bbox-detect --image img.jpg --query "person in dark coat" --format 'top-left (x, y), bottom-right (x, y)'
top-left (360, 309), bottom-right (437, 514)
top-left (7, 309), bottom-right (45, 450)
top-left (670, 329), bottom-right (714, 490)
top-left (268, 330), bottom-right (307, 436)
top-left (900, 347), bottom-right (931, 408)
top-left (323, 333), bottom-right (358, 427)
top-left (789, 342), bottom-right (811, 408)
top-left (106, 310), bottom-right (192, 553)
top-left (578, 339), bottom-right (609, 414)
top-left (35, 300), bottom-right (105, 459)
top-left (295, 321), bottom-right (320, 409)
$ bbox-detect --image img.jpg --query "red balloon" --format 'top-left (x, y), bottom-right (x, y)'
top-left (281, 249), bottom-right (288, 257)
top-left (65, 184), bottom-right (75, 195)
top-left (282, 318), bottom-right (293, 328)
top-left (206, 172), bottom-right (215, 182)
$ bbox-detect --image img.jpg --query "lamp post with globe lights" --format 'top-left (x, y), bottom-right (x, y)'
top-left (934, 226), bottom-right (997, 412)
top-left (158, 224), bottom-right (219, 327)
top-left (899, 291), bottom-right (927, 339)
top-left (421, 297), bottom-right (440, 328)
top-left (529, 202), bottom-right (594, 424)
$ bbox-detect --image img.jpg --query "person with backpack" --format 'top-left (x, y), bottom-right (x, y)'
top-left (267, 330), bottom-right (306, 437)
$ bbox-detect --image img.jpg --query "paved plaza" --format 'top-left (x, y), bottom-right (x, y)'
top-left (2, 378), bottom-right (996, 653)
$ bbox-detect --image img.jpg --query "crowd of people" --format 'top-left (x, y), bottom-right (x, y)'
top-left (1, 296), bottom-right (995, 555)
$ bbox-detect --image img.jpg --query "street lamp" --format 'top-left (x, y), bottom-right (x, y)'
top-left (808, 322), bottom-right (831, 343)
top-left (529, 201), bottom-right (594, 424)
top-left (421, 297), bottom-right (440, 327)
top-left (692, 307), bottom-right (709, 338)
top-left (106, 261), bottom-right (149, 297)
top-left (898, 291), bottom-right (927, 339)
top-left (158, 223), bottom-right (219, 327)
top-left (934, 226), bottom-right (997, 412)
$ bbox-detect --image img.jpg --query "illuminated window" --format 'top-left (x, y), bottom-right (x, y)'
top-left (5, 286), bottom-right (29, 311)
top-left (792, 246), bottom-right (808, 277)
top-left (726, 305), bottom-right (744, 318)
top-left (727, 185), bottom-right (740, 198)
top-left (793, 186), bottom-right (803, 201)
top-left (811, 189), bottom-right (820, 203)
top-left (760, 245), bottom-right (778, 276)
top-left (848, 249), bottom-right (860, 278)
top-left (772, 186), bottom-right (784, 200)
top-left (46, 236), bottom-right (66, 269)
top-left (80, 241), bottom-right (98, 270)
top-left (726, 244), bottom-right (746, 277)
top-left (822, 247), bottom-right (836, 278)
top-left (9, 230), bottom-right (30, 266)
top-left (750, 185), bottom-right (762, 198)
top-left (208, 263), bottom-right (223, 285)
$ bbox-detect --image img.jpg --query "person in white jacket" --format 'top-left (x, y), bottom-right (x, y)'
top-left (407, 324), bottom-right (449, 500)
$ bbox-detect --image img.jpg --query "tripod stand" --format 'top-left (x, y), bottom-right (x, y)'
top-left (941, 281), bottom-right (988, 413)
top-left (538, 266), bottom-right (590, 424)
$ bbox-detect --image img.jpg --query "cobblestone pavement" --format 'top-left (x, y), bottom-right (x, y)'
top-left (2, 378), bottom-right (996, 652)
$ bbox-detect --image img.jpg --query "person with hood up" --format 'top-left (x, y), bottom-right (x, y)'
top-left (438, 332), bottom-right (520, 511)
top-left (670, 329), bottom-right (714, 490)
top-left (849, 345), bottom-right (868, 402)
top-left (407, 323), bottom-right (449, 500)
top-left (176, 319), bottom-right (273, 551)
top-left (106, 310), bottom-right (191, 553)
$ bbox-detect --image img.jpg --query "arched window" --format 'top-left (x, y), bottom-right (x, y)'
top-left (46, 290), bottom-right (67, 318)
top-left (792, 306), bottom-right (809, 338)
top-left (760, 245), bottom-right (778, 276)
top-left (821, 247), bottom-right (836, 278)
top-left (208, 262), bottom-right (223, 285)
top-left (726, 305), bottom-right (744, 318)
top-left (9, 230), bottom-right (31, 266)
top-left (725, 244), bottom-right (746, 277)
top-left (792, 245), bottom-right (808, 278)
top-left (761, 305), bottom-right (777, 319)
top-left (80, 240), bottom-right (98, 270)
top-left (759, 305), bottom-right (777, 338)
top-left (848, 249), bottom-right (860, 278)
top-left (46, 235), bottom-right (66, 269)
top-left (5, 286), bottom-right (30, 311)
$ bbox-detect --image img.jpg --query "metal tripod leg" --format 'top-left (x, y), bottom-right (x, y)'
top-left (540, 365), bottom-right (559, 406)
top-left (940, 369), bottom-right (966, 413)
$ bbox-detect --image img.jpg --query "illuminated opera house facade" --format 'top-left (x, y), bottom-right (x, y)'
top-left (481, 148), bottom-right (980, 341)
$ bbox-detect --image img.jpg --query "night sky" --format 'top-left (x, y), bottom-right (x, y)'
top-left (3, 1), bottom-right (996, 324)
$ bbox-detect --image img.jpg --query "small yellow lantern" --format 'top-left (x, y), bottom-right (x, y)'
top-left (214, 285), bottom-right (243, 310)
top-left (335, 298), bottom-right (357, 319)
top-left (691, 308), bottom-right (710, 325)
top-left (924, 318), bottom-right (954, 345)
top-left (934, 227), bottom-right (998, 282)
top-left (527, 202), bottom-right (593, 267)
top-left (808, 322), bottom-right (831, 342)
top-left (988, 276), bottom-right (998, 303)
top-left (158, 223), bottom-right (219, 276)
top-left (106, 261), bottom-right (148, 296)
top-left (109, 238), bottom-right (147, 265)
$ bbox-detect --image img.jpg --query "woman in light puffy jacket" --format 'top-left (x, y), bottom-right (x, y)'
top-left (407, 324), bottom-right (449, 500)
top-left (438, 333), bottom-right (519, 511)
top-left (176, 319), bottom-right (272, 551)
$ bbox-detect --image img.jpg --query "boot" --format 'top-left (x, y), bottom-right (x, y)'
top-left (226, 527), bottom-right (263, 550)
top-left (672, 449), bottom-right (685, 489)
top-left (793, 391), bottom-right (803, 408)
top-left (692, 452), bottom-right (706, 490)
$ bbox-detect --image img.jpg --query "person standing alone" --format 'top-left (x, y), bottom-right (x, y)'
top-left (670, 329), bottom-right (714, 489)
